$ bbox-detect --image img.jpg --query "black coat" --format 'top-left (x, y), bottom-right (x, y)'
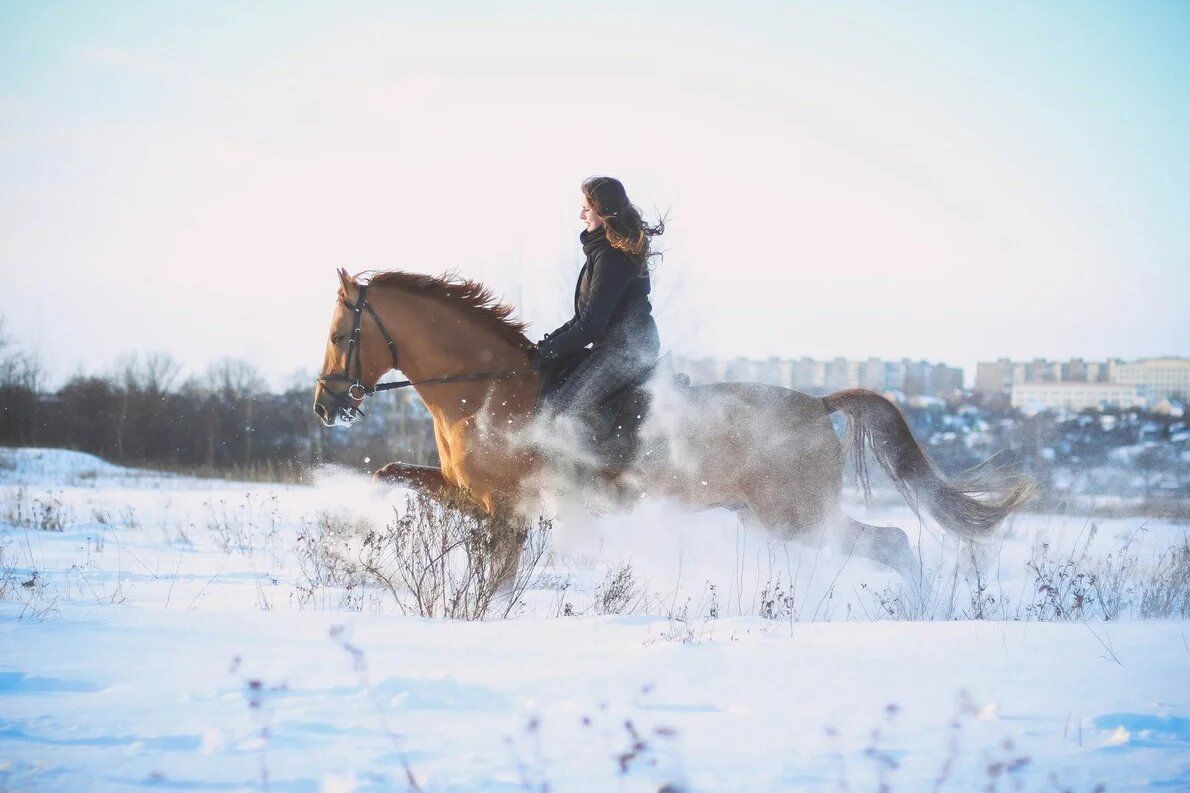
top-left (536, 226), bottom-right (655, 362)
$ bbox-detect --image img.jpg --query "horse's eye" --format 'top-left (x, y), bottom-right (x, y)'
top-left (330, 334), bottom-right (345, 345)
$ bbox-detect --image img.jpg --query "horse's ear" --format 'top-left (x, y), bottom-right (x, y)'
top-left (337, 267), bottom-right (354, 294)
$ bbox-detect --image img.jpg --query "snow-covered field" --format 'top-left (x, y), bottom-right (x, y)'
top-left (2, 447), bottom-right (1188, 791)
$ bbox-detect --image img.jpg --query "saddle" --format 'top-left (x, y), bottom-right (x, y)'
top-left (538, 351), bottom-right (691, 472)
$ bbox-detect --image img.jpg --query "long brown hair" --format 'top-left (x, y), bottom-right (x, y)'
top-left (582, 176), bottom-right (666, 275)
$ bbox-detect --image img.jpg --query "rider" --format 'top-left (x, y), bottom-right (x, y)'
top-left (530, 176), bottom-right (664, 448)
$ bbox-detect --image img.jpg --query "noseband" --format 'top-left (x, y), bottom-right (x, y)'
top-left (316, 283), bottom-right (522, 418)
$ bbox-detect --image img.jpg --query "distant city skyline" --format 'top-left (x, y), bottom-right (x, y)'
top-left (2, 2), bottom-right (1187, 391)
top-left (675, 353), bottom-right (1190, 402)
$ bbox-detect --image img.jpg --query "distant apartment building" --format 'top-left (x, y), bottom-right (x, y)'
top-left (976, 355), bottom-right (1189, 409)
top-left (1011, 382), bottom-right (1143, 412)
top-left (975, 357), bottom-right (1070, 395)
top-left (1062, 358), bottom-right (1111, 383)
top-left (1107, 357), bottom-right (1190, 402)
top-left (790, 358), bottom-right (827, 391)
top-left (673, 355), bottom-right (962, 397)
top-left (930, 363), bottom-right (965, 395)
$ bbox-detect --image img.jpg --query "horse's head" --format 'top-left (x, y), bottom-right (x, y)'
top-left (312, 268), bottom-right (397, 427)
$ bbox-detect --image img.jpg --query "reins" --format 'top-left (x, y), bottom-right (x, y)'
top-left (316, 282), bottom-right (525, 416)
top-left (360, 368), bottom-right (522, 396)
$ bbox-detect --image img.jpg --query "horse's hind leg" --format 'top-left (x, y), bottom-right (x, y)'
top-left (744, 486), bottom-right (834, 547)
top-left (744, 494), bottom-right (914, 576)
top-left (836, 515), bottom-right (916, 577)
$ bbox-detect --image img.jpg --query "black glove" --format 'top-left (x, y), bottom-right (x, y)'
top-left (530, 340), bottom-right (559, 372)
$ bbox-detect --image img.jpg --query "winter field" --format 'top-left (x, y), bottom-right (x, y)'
top-left (1, 447), bottom-right (1188, 792)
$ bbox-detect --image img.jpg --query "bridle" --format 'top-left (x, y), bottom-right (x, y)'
top-left (316, 283), bottom-right (523, 418)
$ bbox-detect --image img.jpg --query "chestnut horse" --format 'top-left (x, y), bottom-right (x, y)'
top-left (313, 268), bottom-right (1031, 574)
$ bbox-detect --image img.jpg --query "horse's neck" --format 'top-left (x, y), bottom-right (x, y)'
top-left (374, 286), bottom-right (537, 425)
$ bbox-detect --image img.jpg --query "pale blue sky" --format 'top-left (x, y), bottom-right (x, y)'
top-left (1, 1), bottom-right (1187, 388)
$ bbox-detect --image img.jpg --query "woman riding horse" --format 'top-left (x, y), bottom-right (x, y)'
top-left (530, 176), bottom-right (665, 448)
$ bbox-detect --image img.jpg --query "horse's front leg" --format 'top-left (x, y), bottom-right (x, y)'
top-left (374, 461), bottom-right (454, 498)
top-left (373, 461), bottom-right (492, 517)
top-left (373, 461), bottom-right (528, 604)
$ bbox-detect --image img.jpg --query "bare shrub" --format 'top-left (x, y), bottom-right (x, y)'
top-left (0, 541), bottom-right (15, 600)
top-left (704, 581), bottom-right (720, 620)
top-left (863, 560), bottom-right (963, 622)
top-left (959, 543), bottom-right (999, 620)
top-left (820, 692), bottom-right (1043, 791)
top-left (1139, 536), bottom-right (1190, 618)
top-left (70, 569), bottom-right (128, 606)
top-left (2, 486), bottom-right (73, 532)
top-left (505, 687), bottom-right (685, 790)
top-left (202, 493), bottom-right (280, 554)
top-left (293, 510), bottom-right (375, 611)
top-left (648, 598), bottom-right (698, 644)
top-left (861, 703), bottom-right (902, 789)
top-left (1090, 549), bottom-right (1138, 621)
top-left (997, 542), bottom-right (1085, 621)
top-left (858, 522), bottom-right (1184, 624)
top-left (119, 504), bottom-right (139, 530)
top-left (645, 591), bottom-right (719, 645)
top-left (358, 492), bottom-right (551, 620)
top-left (228, 655), bottom-right (288, 792)
top-left (758, 575), bottom-right (798, 621)
top-left (594, 562), bottom-right (645, 616)
top-left (0, 542), bottom-right (57, 620)
top-left (1024, 526), bottom-right (1143, 622)
top-left (543, 573), bottom-right (574, 617)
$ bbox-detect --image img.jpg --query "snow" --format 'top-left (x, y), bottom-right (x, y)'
top-left (0, 447), bottom-right (135, 485)
top-left (2, 448), bottom-right (1189, 791)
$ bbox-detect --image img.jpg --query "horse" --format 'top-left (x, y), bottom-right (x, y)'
top-left (312, 268), bottom-right (1033, 574)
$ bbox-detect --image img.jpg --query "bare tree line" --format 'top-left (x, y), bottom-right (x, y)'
top-left (0, 317), bottom-right (436, 480)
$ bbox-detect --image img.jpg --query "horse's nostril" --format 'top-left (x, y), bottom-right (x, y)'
top-left (314, 403), bottom-right (327, 420)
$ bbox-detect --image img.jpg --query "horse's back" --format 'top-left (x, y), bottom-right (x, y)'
top-left (678, 380), bottom-right (830, 423)
top-left (636, 378), bottom-right (843, 514)
top-left (644, 378), bottom-right (836, 457)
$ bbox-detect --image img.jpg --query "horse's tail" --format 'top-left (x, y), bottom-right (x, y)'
top-left (823, 389), bottom-right (1034, 539)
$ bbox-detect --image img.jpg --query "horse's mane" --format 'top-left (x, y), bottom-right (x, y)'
top-left (361, 269), bottom-right (531, 348)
